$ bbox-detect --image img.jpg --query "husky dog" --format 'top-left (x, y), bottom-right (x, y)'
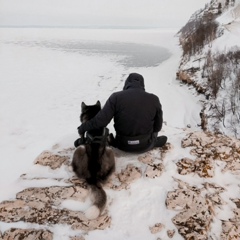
top-left (72, 101), bottom-right (115, 219)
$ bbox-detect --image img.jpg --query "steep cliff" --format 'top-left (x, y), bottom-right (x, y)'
top-left (177, 0), bottom-right (240, 139)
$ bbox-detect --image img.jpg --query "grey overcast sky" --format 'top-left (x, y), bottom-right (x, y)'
top-left (0, 0), bottom-right (209, 28)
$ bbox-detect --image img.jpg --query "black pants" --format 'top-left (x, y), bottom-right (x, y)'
top-left (112, 132), bottom-right (167, 153)
top-left (75, 133), bottom-right (167, 153)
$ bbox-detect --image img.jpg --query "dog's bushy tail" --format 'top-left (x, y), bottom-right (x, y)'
top-left (85, 183), bottom-right (107, 219)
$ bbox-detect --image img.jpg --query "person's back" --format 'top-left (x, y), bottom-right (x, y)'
top-left (76, 73), bottom-right (167, 153)
top-left (110, 74), bottom-right (162, 137)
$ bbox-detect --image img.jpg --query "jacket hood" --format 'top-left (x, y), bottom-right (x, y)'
top-left (123, 73), bottom-right (145, 90)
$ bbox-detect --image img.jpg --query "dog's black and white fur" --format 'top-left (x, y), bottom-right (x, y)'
top-left (72, 101), bottom-right (115, 219)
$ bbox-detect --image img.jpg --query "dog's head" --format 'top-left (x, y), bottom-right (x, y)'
top-left (80, 101), bottom-right (101, 123)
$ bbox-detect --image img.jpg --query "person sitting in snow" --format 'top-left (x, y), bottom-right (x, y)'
top-left (75, 73), bottom-right (167, 153)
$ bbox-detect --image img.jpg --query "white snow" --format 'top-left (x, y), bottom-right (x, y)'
top-left (181, 0), bottom-right (240, 138)
top-left (0, 27), bottom-right (203, 200)
top-left (2, 0), bottom-right (239, 239)
top-left (0, 27), bottom-right (203, 239)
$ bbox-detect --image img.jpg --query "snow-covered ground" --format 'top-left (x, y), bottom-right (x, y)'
top-left (0, 27), bottom-right (206, 239)
top-left (6, 1), bottom-right (240, 239)
top-left (0, 27), bottom-right (203, 200)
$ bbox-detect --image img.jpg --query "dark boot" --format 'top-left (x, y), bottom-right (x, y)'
top-left (154, 135), bottom-right (167, 148)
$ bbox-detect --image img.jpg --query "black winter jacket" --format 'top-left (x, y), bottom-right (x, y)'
top-left (78, 73), bottom-right (163, 138)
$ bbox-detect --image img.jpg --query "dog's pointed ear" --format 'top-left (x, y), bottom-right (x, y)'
top-left (81, 102), bottom-right (86, 109)
top-left (96, 100), bottom-right (101, 107)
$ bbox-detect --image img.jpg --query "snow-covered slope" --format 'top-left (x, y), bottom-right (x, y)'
top-left (177, 0), bottom-right (240, 139)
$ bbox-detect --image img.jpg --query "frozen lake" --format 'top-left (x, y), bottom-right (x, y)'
top-left (3, 38), bottom-right (171, 68)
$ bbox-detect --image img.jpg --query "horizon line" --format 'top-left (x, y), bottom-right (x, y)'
top-left (0, 25), bottom-right (180, 30)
